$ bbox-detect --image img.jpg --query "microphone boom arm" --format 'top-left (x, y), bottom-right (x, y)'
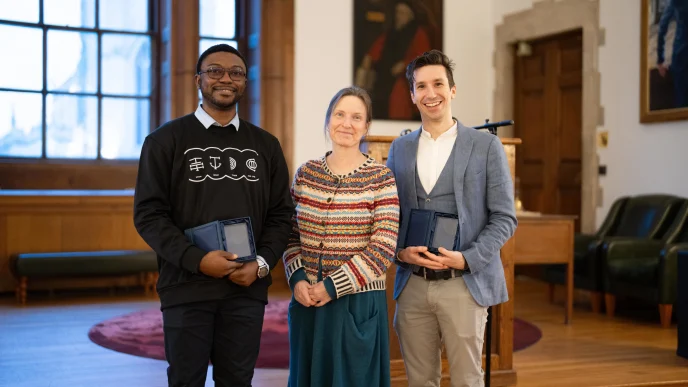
top-left (473, 119), bottom-right (514, 135)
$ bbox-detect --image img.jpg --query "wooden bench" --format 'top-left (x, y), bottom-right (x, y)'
top-left (10, 250), bottom-right (159, 305)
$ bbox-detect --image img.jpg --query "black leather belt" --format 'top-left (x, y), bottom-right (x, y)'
top-left (412, 267), bottom-right (463, 281)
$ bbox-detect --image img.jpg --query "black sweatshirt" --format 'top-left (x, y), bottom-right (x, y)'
top-left (133, 114), bottom-right (294, 309)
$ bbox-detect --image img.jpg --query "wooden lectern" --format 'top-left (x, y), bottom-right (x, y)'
top-left (361, 135), bottom-right (520, 387)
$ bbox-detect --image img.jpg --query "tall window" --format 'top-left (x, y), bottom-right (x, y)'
top-left (199, 0), bottom-right (238, 58)
top-left (0, 0), bottom-right (154, 160)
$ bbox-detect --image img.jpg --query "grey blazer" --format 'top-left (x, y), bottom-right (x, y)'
top-left (386, 122), bottom-right (517, 307)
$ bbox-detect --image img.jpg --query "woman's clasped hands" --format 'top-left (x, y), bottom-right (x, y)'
top-left (294, 280), bottom-right (332, 307)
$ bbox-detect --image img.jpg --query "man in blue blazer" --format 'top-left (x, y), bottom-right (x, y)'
top-left (386, 49), bottom-right (517, 387)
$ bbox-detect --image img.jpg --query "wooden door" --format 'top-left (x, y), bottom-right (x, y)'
top-left (514, 29), bottom-right (583, 230)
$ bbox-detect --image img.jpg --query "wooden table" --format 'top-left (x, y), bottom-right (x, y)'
top-left (514, 213), bottom-right (576, 324)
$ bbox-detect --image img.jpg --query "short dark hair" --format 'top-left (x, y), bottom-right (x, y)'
top-left (405, 49), bottom-right (456, 92)
top-left (196, 44), bottom-right (247, 74)
top-left (324, 86), bottom-right (373, 135)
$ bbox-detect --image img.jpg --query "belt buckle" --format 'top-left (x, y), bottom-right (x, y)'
top-left (438, 269), bottom-right (455, 280)
top-left (427, 268), bottom-right (438, 281)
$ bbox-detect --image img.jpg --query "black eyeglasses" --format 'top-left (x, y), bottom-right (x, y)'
top-left (199, 67), bottom-right (247, 81)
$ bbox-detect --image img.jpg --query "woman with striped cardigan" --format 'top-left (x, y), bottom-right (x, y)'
top-left (283, 86), bottom-right (400, 387)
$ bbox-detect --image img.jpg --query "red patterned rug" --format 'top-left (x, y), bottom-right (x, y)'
top-left (88, 300), bottom-right (541, 369)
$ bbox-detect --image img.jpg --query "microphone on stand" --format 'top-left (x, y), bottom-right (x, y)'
top-left (473, 119), bottom-right (514, 135)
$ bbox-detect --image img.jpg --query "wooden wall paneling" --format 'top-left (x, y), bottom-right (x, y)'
top-left (260, 0), bottom-right (284, 135)
top-left (172, 0), bottom-right (200, 118)
top-left (0, 192), bottom-right (151, 294)
top-left (0, 162), bottom-right (139, 190)
top-left (59, 214), bottom-right (133, 251)
top-left (7, 214), bottom-right (63, 255)
top-left (282, 0), bottom-right (294, 176)
top-left (158, 0), bottom-right (200, 123)
top-left (0, 214), bottom-right (9, 288)
top-left (245, 0), bottom-right (262, 125)
top-left (256, 0), bottom-right (295, 288)
top-left (260, 0), bottom-right (294, 174)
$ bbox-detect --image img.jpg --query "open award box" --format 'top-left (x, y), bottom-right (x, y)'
top-left (184, 217), bottom-right (257, 262)
top-left (401, 209), bottom-right (460, 253)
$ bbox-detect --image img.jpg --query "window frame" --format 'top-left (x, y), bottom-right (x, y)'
top-left (197, 0), bottom-right (251, 120)
top-left (198, 0), bottom-right (240, 51)
top-left (0, 0), bottom-right (160, 163)
top-left (0, 0), bottom-right (261, 190)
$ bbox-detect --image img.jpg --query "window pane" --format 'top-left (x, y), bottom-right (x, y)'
top-left (48, 30), bottom-right (98, 93)
top-left (44, 0), bottom-right (95, 28)
top-left (199, 0), bottom-right (236, 38)
top-left (101, 98), bottom-right (149, 159)
top-left (46, 94), bottom-right (97, 159)
top-left (99, 0), bottom-right (148, 32)
top-left (199, 39), bottom-right (238, 57)
top-left (0, 91), bottom-right (42, 158)
top-left (0, 0), bottom-right (39, 23)
top-left (0, 25), bottom-right (43, 91)
top-left (102, 34), bottom-right (151, 96)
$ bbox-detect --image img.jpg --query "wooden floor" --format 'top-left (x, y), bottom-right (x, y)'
top-left (512, 279), bottom-right (688, 387)
top-left (1, 279), bottom-right (687, 387)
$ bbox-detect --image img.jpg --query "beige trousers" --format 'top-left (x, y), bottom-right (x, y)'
top-left (394, 274), bottom-right (488, 387)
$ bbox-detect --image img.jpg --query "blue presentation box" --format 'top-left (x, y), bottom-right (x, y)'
top-left (402, 209), bottom-right (460, 254)
top-left (184, 217), bottom-right (257, 262)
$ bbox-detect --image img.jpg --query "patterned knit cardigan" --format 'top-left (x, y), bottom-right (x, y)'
top-left (283, 155), bottom-right (400, 299)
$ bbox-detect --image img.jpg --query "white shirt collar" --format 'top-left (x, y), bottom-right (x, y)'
top-left (194, 105), bottom-right (240, 131)
top-left (416, 120), bottom-right (458, 194)
top-left (420, 120), bottom-right (458, 140)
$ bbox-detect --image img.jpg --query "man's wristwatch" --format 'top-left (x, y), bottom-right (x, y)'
top-left (257, 259), bottom-right (269, 278)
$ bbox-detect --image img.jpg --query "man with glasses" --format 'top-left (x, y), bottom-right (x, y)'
top-left (134, 44), bottom-right (293, 387)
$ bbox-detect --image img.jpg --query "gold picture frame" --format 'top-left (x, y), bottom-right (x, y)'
top-left (640, 0), bottom-right (688, 123)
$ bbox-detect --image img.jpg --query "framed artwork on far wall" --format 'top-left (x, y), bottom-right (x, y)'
top-left (353, 0), bottom-right (443, 121)
top-left (640, 0), bottom-right (688, 123)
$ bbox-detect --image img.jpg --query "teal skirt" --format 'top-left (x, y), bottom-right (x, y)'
top-left (287, 289), bottom-right (391, 387)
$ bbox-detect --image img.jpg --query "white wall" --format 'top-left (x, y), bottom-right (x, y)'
top-left (491, 0), bottom-right (538, 25)
top-left (293, 0), bottom-right (493, 170)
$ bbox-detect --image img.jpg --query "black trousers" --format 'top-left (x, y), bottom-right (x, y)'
top-left (162, 296), bottom-right (266, 387)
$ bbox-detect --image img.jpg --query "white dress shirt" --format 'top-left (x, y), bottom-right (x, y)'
top-left (416, 121), bottom-right (458, 194)
top-left (193, 104), bottom-right (269, 275)
top-left (194, 104), bottom-right (241, 130)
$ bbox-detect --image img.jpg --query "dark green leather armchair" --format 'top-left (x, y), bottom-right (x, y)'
top-left (544, 195), bottom-right (684, 313)
top-left (602, 200), bottom-right (688, 328)
top-left (543, 196), bottom-right (629, 312)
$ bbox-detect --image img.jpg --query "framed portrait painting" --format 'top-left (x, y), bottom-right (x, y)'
top-left (353, 0), bottom-right (443, 121)
top-left (640, 0), bottom-right (688, 123)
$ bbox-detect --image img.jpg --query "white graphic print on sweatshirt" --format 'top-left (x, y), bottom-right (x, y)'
top-left (184, 147), bottom-right (260, 183)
